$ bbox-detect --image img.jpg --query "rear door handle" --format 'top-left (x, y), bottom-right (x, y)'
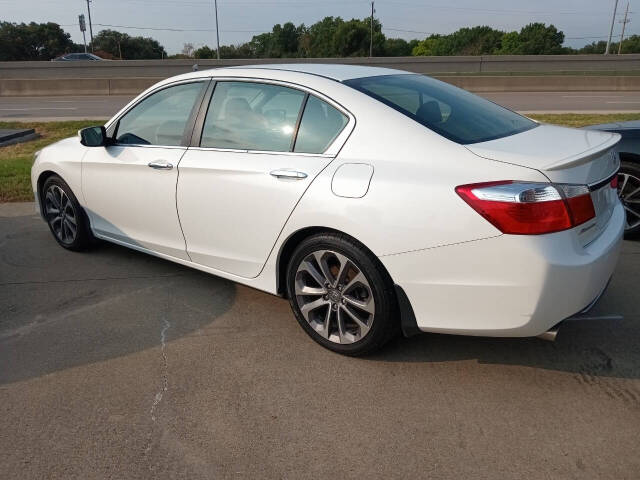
top-left (270, 169), bottom-right (307, 180)
top-left (148, 160), bottom-right (173, 170)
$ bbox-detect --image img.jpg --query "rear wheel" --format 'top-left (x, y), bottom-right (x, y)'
top-left (42, 175), bottom-right (92, 251)
top-left (286, 233), bottom-right (398, 356)
top-left (618, 160), bottom-right (640, 238)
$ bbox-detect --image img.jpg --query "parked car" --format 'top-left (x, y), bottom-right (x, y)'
top-left (52, 53), bottom-right (103, 61)
top-left (584, 121), bottom-right (640, 238)
top-left (31, 64), bottom-right (624, 355)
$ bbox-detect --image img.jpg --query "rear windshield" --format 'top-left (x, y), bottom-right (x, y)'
top-left (343, 74), bottom-right (537, 144)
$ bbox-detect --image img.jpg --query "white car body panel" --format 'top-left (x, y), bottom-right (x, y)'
top-left (177, 149), bottom-right (335, 278)
top-left (82, 145), bottom-right (190, 260)
top-left (31, 64), bottom-right (624, 339)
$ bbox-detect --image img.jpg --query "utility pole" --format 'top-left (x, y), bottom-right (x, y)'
top-left (370, 1), bottom-right (374, 57)
top-left (85, 0), bottom-right (94, 52)
top-left (79, 14), bottom-right (87, 53)
top-left (618, 2), bottom-right (631, 54)
top-left (605, 0), bottom-right (619, 54)
top-left (214, 0), bottom-right (221, 60)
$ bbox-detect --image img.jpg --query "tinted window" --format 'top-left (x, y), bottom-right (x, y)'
top-left (344, 74), bottom-right (536, 144)
top-left (115, 82), bottom-right (204, 146)
top-left (201, 81), bottom-right (305, 151)
top-left (294, 96), bottom-right (348, 154)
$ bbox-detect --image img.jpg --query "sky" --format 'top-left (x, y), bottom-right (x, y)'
top-left (1, 0), bottom-right (635, 54)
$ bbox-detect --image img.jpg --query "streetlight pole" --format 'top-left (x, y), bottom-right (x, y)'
top-left (370, 1), bottom-right (374, 57)
top-left (605, 0), bottom-right (619, 55)
top-left (85, 0), bottom-right (94, 52)
top-left (618, 2), bottom-right (631, 55)
top-left (214, 0), bottom-right (221, 60)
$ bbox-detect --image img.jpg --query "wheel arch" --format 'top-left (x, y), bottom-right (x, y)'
top-left (274, 226), bottom-right (420, 337)
top-left (37, 170), bottom-right (93, 235)
top-left (619, 152), bottom-right (640, 163)
top-left (36, 170), bottom-right (59, 214)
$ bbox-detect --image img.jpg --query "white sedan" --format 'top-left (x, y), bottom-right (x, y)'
top-left (31, 64), bottom-right (624, 355)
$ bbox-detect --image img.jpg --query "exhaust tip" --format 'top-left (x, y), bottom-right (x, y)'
top-left (537, 328), bottom-right (559, 342)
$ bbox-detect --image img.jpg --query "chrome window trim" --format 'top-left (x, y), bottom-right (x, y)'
top-left (194, 76), bottom-right (355, 156)
top-left (187, 146), bottom-right (333, 158)
top-left (108, 143), bottom-right (188, 151)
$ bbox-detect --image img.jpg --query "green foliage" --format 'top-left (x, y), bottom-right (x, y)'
top-left (412, 23), bottom-right (565, 57)
top-left (620, 35), bottom-right (640, 54)
top-left (0, 22), bottom-right (74, 61)
top-left (0, 120), bottom-right (101, 202)
top-left (384, 38), bottom-right (416, 56)
top-left (498, 23), bottom-right (565, 55)
top-left (577, 36), bottom-right (640, 54)
top-left (92, 29), bottom-right (166, 59)
top-left (6, 16), bottom-right (640, 62)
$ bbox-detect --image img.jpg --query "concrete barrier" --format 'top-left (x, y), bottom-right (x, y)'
top-left (1, 54), bottom-right (639, 79)
top-left (2, 75), bottom-right (640, 97)
top-left (440, 75), bottom-right (640, 92)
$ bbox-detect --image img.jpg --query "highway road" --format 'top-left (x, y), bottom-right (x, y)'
top-left (1, 202), bottom-right (640, 479)
top-left (1, 91), bottom-right (640, 121)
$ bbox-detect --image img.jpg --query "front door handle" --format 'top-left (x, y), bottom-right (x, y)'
top-left (148, 160), bottom-right (173, 170)
top-left (270, 169), bottom-right (307, 180)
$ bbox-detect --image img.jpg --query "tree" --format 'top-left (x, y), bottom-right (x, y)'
top-left (0, 21), bottom-right (74, 61)
top-left (334, 18), bottom-right (385, 57)
top-left (412, 26), bottom-right (504, 56)
top-left (194, 45), bottom-right (215, 59)
top-left (496, 23), bottom-right (564, 55)
top-left (383, 38), bottom-right (416, 56)
top-left (307, 16), bottom-right (343, 57)
top-left (619, 35), bottom-right (640, 53)
top-left (92, 30), bottom-right (166, 59)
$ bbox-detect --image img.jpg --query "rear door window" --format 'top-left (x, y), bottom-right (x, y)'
top-left (294, 96), bottom-right (348, 154)
top-left (201, 82), bottom-right (305, 151)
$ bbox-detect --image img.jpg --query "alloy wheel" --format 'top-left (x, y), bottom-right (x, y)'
top-left (618, 172), bottom-right (640, 231)
top-left (294, 250), bottom-right (375, 344)
top-left (44, 184), bottom-right (78, 244)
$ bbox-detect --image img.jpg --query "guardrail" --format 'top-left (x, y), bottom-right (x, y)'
top-left (1, 55), bottom-right (639, 79)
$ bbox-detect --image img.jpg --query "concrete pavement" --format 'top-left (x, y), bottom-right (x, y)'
top-left (1, 91), bottom-right (640, 122)
top-left (1, 202), bottom-right (639, 479)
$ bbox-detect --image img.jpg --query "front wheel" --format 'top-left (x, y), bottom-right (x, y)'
top-left (286, 233), bottom-right (398, 356)
top-left (42, 175), bottom-right (92, 251)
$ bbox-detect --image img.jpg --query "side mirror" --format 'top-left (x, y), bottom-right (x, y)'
top-left (79, 126), bottom-right (108, 147)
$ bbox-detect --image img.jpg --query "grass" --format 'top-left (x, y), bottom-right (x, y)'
top-left (527, 113), bottom-right (640, 128)
top-left (0, 120), bottom-right (101, 202)
top-left (1, 113), bottom-right (640, 202)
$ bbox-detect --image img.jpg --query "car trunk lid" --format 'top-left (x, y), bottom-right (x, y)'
top-left (465, 124), bottom-right (621, 246)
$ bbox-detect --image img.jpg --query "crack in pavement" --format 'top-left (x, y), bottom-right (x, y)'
top-left (144, 290), bottom-right (172, 459)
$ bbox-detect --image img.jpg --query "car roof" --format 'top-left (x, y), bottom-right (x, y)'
top-left (224, 63), bottom-right (408, 81)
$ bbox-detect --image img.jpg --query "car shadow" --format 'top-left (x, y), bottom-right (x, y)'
top-left (1, 207), bottom-right (236, 385)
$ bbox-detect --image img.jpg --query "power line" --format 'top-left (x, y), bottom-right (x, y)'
top-left (92, 23), bottom-right (267, 33)
top-left (606, 0), bottom-right (620, 54)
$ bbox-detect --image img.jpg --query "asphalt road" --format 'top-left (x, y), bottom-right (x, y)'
top-left (0, 91), bottom-right (640, 122)
top-left (1, 202), bottom-right (639, 479)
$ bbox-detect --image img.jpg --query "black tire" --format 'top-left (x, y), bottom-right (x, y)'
top-left (619, 160), bottom-right (640, 239)
top-left (41, 175), bottom-right (93, 251)
top-left (286, 232), bottom-right (399, 356)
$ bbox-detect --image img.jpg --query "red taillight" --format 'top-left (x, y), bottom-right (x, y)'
top-left (456, 181), bottom-right (595, 235)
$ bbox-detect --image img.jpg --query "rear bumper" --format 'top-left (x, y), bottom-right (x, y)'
top-left (381, 201), bottom-right (625, 337)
